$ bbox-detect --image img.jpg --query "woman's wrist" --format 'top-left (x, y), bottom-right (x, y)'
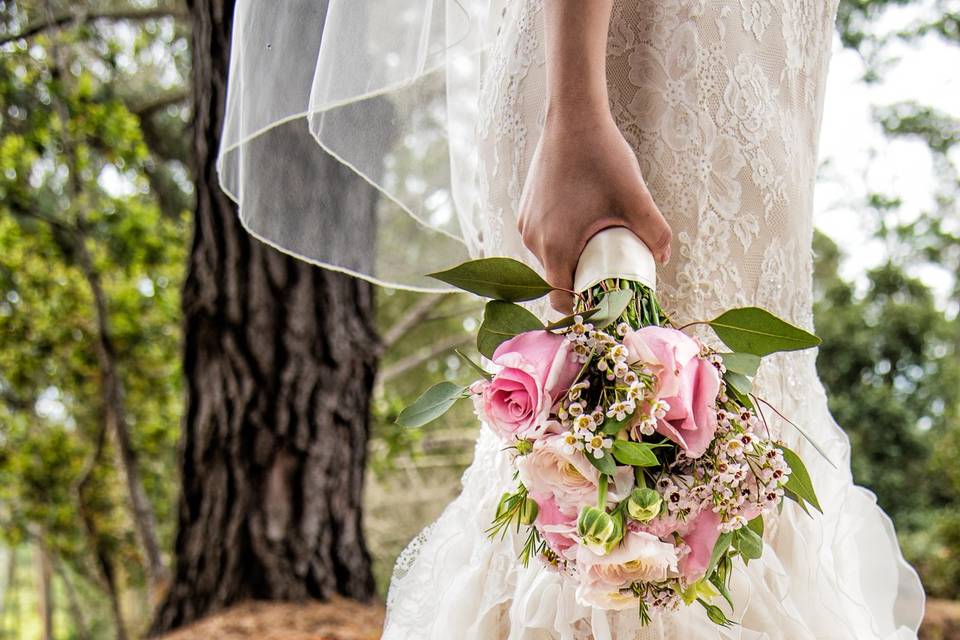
top-left (543, 0), bottom-right (614, 131)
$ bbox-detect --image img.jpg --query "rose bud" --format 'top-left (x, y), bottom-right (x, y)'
top-left (577, 506), bottom-right (624, 555)
top-left (626, 488), bottom-right (662, 522)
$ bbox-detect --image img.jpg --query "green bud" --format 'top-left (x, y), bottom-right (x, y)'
top-left (577, 506), bottom-right (624, 554)
top-left (514, 438), bottom-right (534, 455)
top-left (626, 488), bottom-right (662, 522)
top-left (519, 496), bottom-right (539, 525)
top-left (495, 492), bottom-right (512, 519)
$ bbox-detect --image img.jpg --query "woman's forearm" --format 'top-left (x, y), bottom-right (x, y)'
top-left (543, 0), bottom-right (614, 120)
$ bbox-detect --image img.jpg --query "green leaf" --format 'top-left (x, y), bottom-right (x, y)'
top-left (477, 301), bottom-right (544, 359)
top-left (454, 349), bottom-right (492, 381)
top-left (396, 381), bottom-right (467, 428)
top-left (611, 440), bottom-right (659, 467)
top-left (545, 306), bottom-right (599, 330)
top-left (783, 488), bottom-right (811, 516)
top-left (428, 258), bottom-right (553, 301)
top-left (708, 307), bottom-right (821, 356)
top-left (601, 413), bottom-right (633, 435)
top-left (724, 371), bottom-right (753, 397)
top-left (586, 288), bottom-right (633, 328)
top-left (747, 515), bottom-right (764, 538)
top-left (734, 525), bottom-right (763, 560)
top-left (777, 444), bottom-right (823, 513)
top-left (718, 352), bottom-right (761, 376)
top-left (586, 449), bottom-right (617, 476)
top-left (724, 377), bottom-right (754, 410)
top-left (708, 571), bottom-right (734, 611)
top-left (704, 531), bottom-right (733, 579)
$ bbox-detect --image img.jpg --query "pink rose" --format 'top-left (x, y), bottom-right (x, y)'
top-left (529, 491), bottom-right (578, 558)
top-left (477, 331), bottom-right (580, 440)
top-left (517, 435), bottom-right (634, 513)
top-left (575, 531), bottom-right (679, 610)
top-left (678, 507), bottom-right (722, 581)
top-left (623, 326), bottom-right (721, 458)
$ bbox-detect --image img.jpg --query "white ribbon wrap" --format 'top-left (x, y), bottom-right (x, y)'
top-left (573, 227), bottom-right (657, 294)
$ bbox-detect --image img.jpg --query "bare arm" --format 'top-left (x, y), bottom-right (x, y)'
top-left (518, 0), bottom-right (672, 312)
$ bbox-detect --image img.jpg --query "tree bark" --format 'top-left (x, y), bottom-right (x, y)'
top-left (151, 0), bottom-right (379, 632)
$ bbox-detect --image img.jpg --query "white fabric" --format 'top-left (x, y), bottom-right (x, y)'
top-left (382, 0), bottom-right (925, 638)
top-left (573, 228), bottom-right (657, 293)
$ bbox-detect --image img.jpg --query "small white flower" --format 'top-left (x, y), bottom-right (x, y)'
top-left (569, 402), bottom-right (584, 417)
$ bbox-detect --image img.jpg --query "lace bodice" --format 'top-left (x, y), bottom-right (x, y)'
top-left (476, 0), bottom-right (839, 332)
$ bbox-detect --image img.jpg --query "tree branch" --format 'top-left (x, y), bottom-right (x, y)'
top-left (381, 294), bottom-right (445, 351)
top-left (376, 334), bottom-right (472, 389)
top-left (1, 6), bottom-right (187, 47)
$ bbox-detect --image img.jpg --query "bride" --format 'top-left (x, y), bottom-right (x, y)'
top-left (219, 0), bottom-right (925, 637)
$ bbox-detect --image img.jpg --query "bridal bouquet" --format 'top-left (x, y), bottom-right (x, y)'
top-left (397, 230), bottom-right (824, 626)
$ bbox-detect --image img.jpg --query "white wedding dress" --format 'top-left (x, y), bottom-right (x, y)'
top-left (381, 0), bottom-right (926, 638)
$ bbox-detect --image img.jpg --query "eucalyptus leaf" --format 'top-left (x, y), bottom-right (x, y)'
top-left (777, 444), bottom-right (822, 513)
top-left (396, 381), bottom-right (467, 428)
top-left (747, 515), bottom-right (764, 538)
top-left (718, 352), bottom-right (762, 376)
top-left (708, 307), bottom-right (821, 356)
top-left (477, 300), bottom-right (544, 359)
top-left (428, 257), bottom-right (553, 301)
top-left (586, 449), bottom-right (617, 476)
top-left (611, 440), bottom-right (659, 467)
top-left (586, 288), bottom-right (633, 328)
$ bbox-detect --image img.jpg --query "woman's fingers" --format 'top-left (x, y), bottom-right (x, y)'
top-left (623, 184), bottom-right (672, 264)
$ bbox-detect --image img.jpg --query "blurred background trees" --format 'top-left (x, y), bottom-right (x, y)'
top-left (0, 0), bottom-right (957, 637)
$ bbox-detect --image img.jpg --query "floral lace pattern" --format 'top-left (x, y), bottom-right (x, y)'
top-left (383, 0), bottom-right (925, 637)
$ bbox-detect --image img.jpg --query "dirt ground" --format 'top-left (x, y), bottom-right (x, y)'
top-left (159, 598), bottom-right (385, 640)
top-left (160, 597), bottom-right (959, 639)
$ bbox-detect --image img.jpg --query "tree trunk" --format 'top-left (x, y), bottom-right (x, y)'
top-left (34, 543), bottom-right (53, 640)
top-left (151, 0), bottom-right (379, 632)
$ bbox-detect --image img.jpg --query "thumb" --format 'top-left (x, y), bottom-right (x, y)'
top-left (624, 187), bottom-right (673, 264)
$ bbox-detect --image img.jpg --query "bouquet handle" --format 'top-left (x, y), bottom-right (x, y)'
top-left (573, 227), bottom-right (657, 294)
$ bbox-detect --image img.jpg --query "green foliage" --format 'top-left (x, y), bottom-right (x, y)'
top-left (0, 0), bottom-right (190, 633)
top-left (395, 381), bottom-right (468, 428)
top-left (428, 257), bottom-right (553, 301)
top-left (476, 300), bottom-right (543, 359)
top-left (707, 307), bottom-right (821, 356)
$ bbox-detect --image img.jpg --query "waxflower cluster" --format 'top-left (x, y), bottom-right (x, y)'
top-left (471, 309), bottom-right (801, 625)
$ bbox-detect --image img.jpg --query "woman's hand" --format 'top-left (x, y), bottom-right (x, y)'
top-left (518, 108), bottom-right (672, 313)
top-left (523, 0), bottom-right (673, 313)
